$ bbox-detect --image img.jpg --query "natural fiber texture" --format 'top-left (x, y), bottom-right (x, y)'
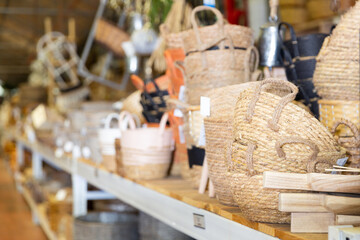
top-left (123, 163), bottom-right (170, 180)
top-left (229, 78), bottom-right (345, 223)
top-left (102, 155), bottom-right (117, 172)
top-left (183, 110), bottom-right (203, 148)
top-left (332, 119), bottom-right (360, 168)
top-left (313, 1), bottom-right (360, 100)
top-left (122, 91), bottom-right (146, 124)
top-left (181, 6), bottom-right (253, 54)
top-left (319, 99), bottom-right (360, 137)
top-left (115, 138), bottom-right (124, 175)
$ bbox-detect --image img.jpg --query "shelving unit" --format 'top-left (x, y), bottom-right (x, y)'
top-left (7, 130), bottom-right (328, 240)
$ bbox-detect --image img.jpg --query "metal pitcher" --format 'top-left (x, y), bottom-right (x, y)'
top-left (258, 16), bottom-right (283, 68)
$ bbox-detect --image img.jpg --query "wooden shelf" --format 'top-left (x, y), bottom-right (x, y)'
top-left (9, 131), bottom-right (328, 240)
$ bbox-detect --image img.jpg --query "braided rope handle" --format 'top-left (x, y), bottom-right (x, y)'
top-left (332, 119), bottom-right (360, 147)
top-left (244, 46), bottom-right (260, 82)
top-left (245, 78), bottom-right (298, 131)
top-left (276, 137), bottom-right (320, 172)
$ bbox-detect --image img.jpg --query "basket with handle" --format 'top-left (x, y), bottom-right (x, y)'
top-left (181, 6), bottom-right (254, 54)
top-left (120, 111), bottom-right (174, 180)
top-left (313, 1), bottom-right (360, 101)
top-left (229, 78), bottom-right (345, 223)
top-left (319, 99), bottom-right (360, 137)
top-left (332, 119), bottom-right (360, 168)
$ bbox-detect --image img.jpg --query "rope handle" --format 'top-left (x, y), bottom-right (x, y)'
top-left (119, 111), bottom-right (137, 131)
top-left (159, 112), bottom-right (169, 135)
top-left (103, 113), bottom-right (120, 129)
top-left (244, 46), bottom-right (260, 82)
top-left (276, 137), bottom-right (320, 172)
top-left (191, 6), bottom-right (225, 49)
top-left (166, 98), bottom-right (200, 112)
top-left (245, 78), bottom-right (298, 131)
top-left (174, 61), bottom-right (187, 82)
top-left (278, 22), bottom-right (300, 59)
top-left (332, 119), bottom-right (360, 146)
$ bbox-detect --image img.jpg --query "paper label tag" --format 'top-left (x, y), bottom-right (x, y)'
top-left (64, 141), bottom-right (74, 153)
top-left (122, 41), bottom-right (136, 57)
top-left (200, 96), bottom-right (211, 117)
top-left (336, 157), bottom-right (348, 166)
top-left (55, 148), bottom-right (64, 158)
top-left (193, 213), bottom-right (206, 229)
top-left (178, 85), bottom-right (186, 102)
top-left (178, 125), bottom-right (185, 144)
top-left (174, 109), bottom-right (184, 118)
top-left (82, 146), bottom-right (91, 159)
top-left (197, 123), bottom-right (206, 147)
top-left (203, 0), bottom-right (215, 7)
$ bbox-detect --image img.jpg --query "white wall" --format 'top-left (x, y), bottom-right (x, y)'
top-left (248, 0), bottom-right (269, 40)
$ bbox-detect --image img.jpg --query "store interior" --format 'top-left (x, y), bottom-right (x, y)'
top-left (0, 0), bottom-right (359, 239)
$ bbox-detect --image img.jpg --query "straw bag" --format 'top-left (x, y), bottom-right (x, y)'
top-left (332, 119), bottom-right (360, 168)
top-left (319, 99), bottom-right (360, 137)
top-left (181, 6), bottom-right (254, 54)
top-left (280, 22), bottom-right (328, 118)
top-left (313, 1), bottom-right (360, 100)
top-left (122, 90), bottom-right (146, 124)
top-left (230, 78), bottom-right (345, 223)
top-left (120, 112), bottom-right (174, 180)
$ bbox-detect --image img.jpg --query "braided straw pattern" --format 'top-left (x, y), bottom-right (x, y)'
top-left (319, 99), bottom-right (360, 137)
top-left (230, 78), bottom-right (345, 223)
top-left (313, 1), bottom-right (360, 100)
top-left (122, 91), bottom-right (146, 124)
top-left (181, 6), bottom-right (253, 54)
top-left (332, 119), bottom-right (360, 168)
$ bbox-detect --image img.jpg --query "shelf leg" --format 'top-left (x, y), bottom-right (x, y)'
top-left (32, 152), bottom-right (43, 180)
top-left (72, 174), bottom-right (87, 217)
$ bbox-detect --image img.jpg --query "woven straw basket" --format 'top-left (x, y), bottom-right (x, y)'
top-left (120, 112), bottom-right (174, 180)
top-left (313, 1), bottom-right (360, 100)
top-left (319, 99), bottom-right (360, 137)
top-left (230, 78), bottom-right (345, 223)
top-left (181, 6), bottom-right (253, 54)
top-left (332, 119), bottom-right (360, 168)
top-left (122, 91), bottom-right (146, 124)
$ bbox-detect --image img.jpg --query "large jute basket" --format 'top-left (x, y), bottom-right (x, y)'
top-left (313, 1), bottom-right (360, 100)
top-left (120, 112), bottom-right (174, 180)
top-left (319, 99), bottom-right (360, 137)
top-left (229, 78), bottom-right (345, 223)
top-left (181, 6), bottom-right (253, 54)
top-left (332, 119), bottom-right (360, 168)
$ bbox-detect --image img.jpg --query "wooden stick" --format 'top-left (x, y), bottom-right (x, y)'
top-left (336, 215), bottom-right (360, 225)
top-left (198, 156), bottom-right (208, 194)
top-left (263, 171), bottom-right (360, 194)
top-left (279, 193), bottom-right (360, 214)
top-left (291, 212), bottom-right (335, 233)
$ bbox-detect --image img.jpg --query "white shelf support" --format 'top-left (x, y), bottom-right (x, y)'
top-left (32, 152), bottom-right (43, 180)
top-left (87, 190), bottom-right (116, 200)
top-left (72, 174), bottom-right (88, 217)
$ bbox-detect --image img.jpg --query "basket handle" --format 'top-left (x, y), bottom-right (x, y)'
top-left (159, 112), bottom-right (169, 135)
top-left (245, 78), bottom-right (298, 131)
top-left (103, 113), bottom-right (120, 129)
top-left (191, 6), bottom-right (225, 50)
top-left (332, 119), bottom-right (360, 146)
top-left (244, 46), bottom-right (260, 82)
top-left (275, 137), bottom-right (331, 173)
top-left (278, 22), bottom-right (300, 59)
top-left (119, 111), bottom-right (136, 131)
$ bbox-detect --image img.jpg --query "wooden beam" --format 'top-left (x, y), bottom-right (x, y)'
top-left (279, 193), bottom-right (360, 214)
top-left (263, 172), bottom-right (360, 194)
top-left (291, 213), bottom-right (335, 233)
top-left (336, 215), bottom-right (360, 225)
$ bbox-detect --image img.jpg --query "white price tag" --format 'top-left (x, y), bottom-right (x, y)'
top-left (197, 123), bottom-right (206, 147)
top-left (55, 148), bottom-right (64, 158)
top-left (178, 125), bottom-right (185, 144)
top-left (178, 85), bottom-right (186, 102)
top-left (72, 145), bottom-right (81, 159)
top-left (200, 96), bottom-right (211, 117)
top-left (174, 109), bottom-right (184, 118)
top-left (64, 141), bottom-right (74, 153)
top-left (193, 213), bottom-right (206, 229)
top-left (82, 146), bottom-right (91, 159)
top-left (336, 157), bottom-right (348, 166)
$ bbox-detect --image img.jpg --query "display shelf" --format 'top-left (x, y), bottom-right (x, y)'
top-left (22, 185), bottom-right (57, 240)
top-left (9, 131), bottom-right (328, 240)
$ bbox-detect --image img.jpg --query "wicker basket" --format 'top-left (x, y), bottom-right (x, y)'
top-left (74, 212), bottom-right (138, 240)
top-left (313, 2), bottom-right (360, 100)
top-left (181, 6), bottom-right (253, 54)
top-left (122, 90), bottom-right (146, 124)
top-left (319, 99), bottom-right (360, 137)
top-left (120, 112), bottom-right (173, 180)
top-left (332, 119), bottom-right (360, 168)
top-left (230, 78), bottom-right (345, 223)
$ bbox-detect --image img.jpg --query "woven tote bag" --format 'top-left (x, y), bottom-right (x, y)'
top-left (229, 78), bottom-right (345, 223)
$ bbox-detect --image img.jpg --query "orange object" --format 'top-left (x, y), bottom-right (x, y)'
top-left (130, 74), bottom-right (170, 93)
top-left (164, 48), bottom-right (186, 97)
